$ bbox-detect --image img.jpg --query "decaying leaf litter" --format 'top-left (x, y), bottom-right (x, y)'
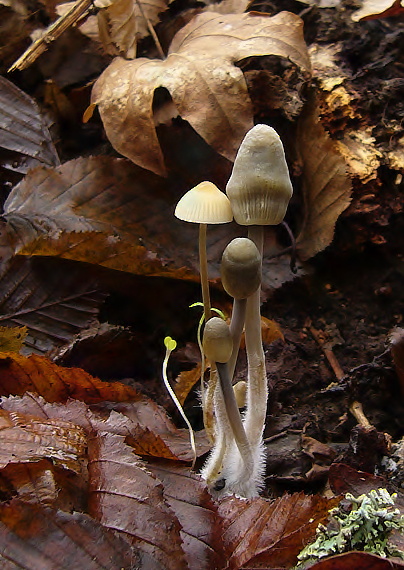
top-left (0, 0), bottom-right (403, 567)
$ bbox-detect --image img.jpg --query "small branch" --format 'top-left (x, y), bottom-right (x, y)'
top-left (349, 400), bottom-right (372, 428)
top-left (9, 0), bottom-right (93, 72)
top-left (134, 0), bottom-right (165, 59)
top-left (309, 322), bottom-right (345, 381)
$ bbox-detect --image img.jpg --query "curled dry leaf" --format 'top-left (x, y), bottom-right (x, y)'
top-left (296, 96), bottom-right (352, 260)
top-left (0, 75), bottom-right (59, 174)
top-left (219, 492), bottom-right (339, 569)
top-left (0, 499), bottom-right (138, 569)
top-left (88, 432), bottom-right (187, 570)
top-left (91, 11), bottom-right (311, 175)
top-left (0, 352), bottom-right (141, 403)
top-left (351, 0), bottom-right (404, 21)
top-left (0, 256), bottom-right (107, 356)
top-left (0, 408), bottom-right (86, 472)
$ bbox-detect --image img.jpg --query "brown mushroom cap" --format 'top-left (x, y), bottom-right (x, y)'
top-left (226, 125), bottom-right (293, 226)
top-left (221, 237), bottom-right (262, 300)
top-left (202, 317), bottom-right (233, 363)
top-left (175, 181), bottom-right (233, 224)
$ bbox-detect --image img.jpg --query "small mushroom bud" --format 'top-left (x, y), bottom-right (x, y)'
top-left (233, 381), bottom-right (247, 409)
top-left (202, 317), bottom-right (233, 363)
top-left (226, 124), bottom-right (293, 226)
top-left (221, 237), bottom-right (262, 300)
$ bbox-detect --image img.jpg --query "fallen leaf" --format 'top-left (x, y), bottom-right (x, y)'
top-left (296, 95), bottom-right (352, 260)
top-left (0, 499), bottom-right (139, 569)
top-left (0, 325), bottom-right (27, 353)
top-left (91, 11), bottom-right (311, 175)
top-left (351, 0), bottom-right (404, 21)
top-left (148, 460), bottom-right (226, 570)
top-left (96, 0), bottom-right (171, 58)
top-left (174, 363), bottom-right (204, 406)
top-left (308, 551), bottom-right (404, 569)
top-left (0, 460), bottom-right (59, 505)
top-left (88, 432), bottom-right (187, 570)
top-left (0, 352), bottom-right (141, 403)
top-left (0, 256), bottom-right (107, 356)
top-left (0, 393), bottom-right (210, 462)
top-left (0, 408), bottom-right (86, 472)
top-left (219, 492), bottom-right (339, 569)
top-left (0, 75), bottom-right (59, 174)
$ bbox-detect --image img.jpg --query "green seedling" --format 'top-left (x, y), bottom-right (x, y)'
top-left (162, 336), bottom-right (196, 469)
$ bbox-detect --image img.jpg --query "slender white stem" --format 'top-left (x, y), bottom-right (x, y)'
top-left (199, 223), bottom-right (211, 322)
top-left (228, 297), bottom-right (247, 380)
top-left (245, 226), bottom-right (266, 446)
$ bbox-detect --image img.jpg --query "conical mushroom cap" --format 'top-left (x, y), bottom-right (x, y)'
top-left (175, 181), bottom-right (233, 224)
top-left (226, 125), bottom-right (293, 226)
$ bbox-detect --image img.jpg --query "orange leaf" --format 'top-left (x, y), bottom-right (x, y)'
top-left (0, 352), bottom-right (141, 403)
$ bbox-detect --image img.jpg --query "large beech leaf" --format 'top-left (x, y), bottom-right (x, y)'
top-left (0, 352), bottom-right (141, 403)
top-left (0, 76), bottom-right (59, 174)
top-left (296, 97), bottom-right (352, 260)
top-left (219, 492), bottom-right (339, 569)
top-left (309, 551), bottom-right (404, 569)
top-left (149, 461), bottom-right (226, 570)
top-left (0, 256), bottom-right (107, 355)
top-left (88, 432), bottom-right (187, 570)
top-left (0, 393), bottom-right (210, 462)
top-left (0, 408), bottom-right (86, 472)
top-left (91, 11), bottom-right (311, 175)
top-left (0, 156), bottom-right (303, 292)
top-left (0, 499), bottom-right (138, 569)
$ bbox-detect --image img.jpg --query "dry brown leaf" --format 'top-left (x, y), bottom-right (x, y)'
top-left (91, 11), bottom-right (310, 175)
top-left (0, 499), bottom-right (139, 569)
top-left (88, 432), bottom-right (187, 570)
top-left (174, 362), bottom-right (204, 406)
top-left (308, 551), bottom-right (404, 569)
top-left (0, 352), bottom-right (141, 403)
top-left (296, 96), bottom-right (352, 260)
top-left (0, 325), bottom-right (27, 353)
top-left (352, 0), bottom-right (404, 20)
top-left (219, 492), bottom-right (339, 569)
top-left (0, 256), bottom-right (107, 356)
top-left (148, 460), bottom-right (226, 570)
top-left (0, 460), bottom-right (59, 506)
top-left (96, 0), bottom-right (170, 58)
top-left (0, 393), bottom-right (210, 462)
top-left (0, 75), bottom-right (59, 174)
top-left (0, 408), bottom-right (86, 472)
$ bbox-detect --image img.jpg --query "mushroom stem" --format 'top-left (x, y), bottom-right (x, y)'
top-left (228, 297), bottom-right (247, 380)
top-left (245, 225), bottom-right (266, 446)
top-left (199, 223), bottom-right (211, 322)
top-left (216, 361), bottom-right (252, 468)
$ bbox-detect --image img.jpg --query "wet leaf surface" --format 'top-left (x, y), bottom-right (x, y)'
top-left (0, 499), bottom-right (139, 569)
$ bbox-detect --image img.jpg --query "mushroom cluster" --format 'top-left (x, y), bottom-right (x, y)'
top-left (174, 125), bottom-right (293, 498)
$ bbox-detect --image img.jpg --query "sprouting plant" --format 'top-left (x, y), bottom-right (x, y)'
top-left (295, 488), bottom-right (404, 568)
top-left (162, 336), bottom-right (196, 469)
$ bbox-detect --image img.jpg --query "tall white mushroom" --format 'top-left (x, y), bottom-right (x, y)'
top-left (224, 124), bottom-right (293, 496)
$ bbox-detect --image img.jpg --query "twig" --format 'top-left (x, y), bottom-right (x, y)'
top-left (9, 0), bottom-right (93, 72)
top-left (349, 400), bottom-right (372, 428)
top-left (134, 0), bottom-right (165, 59)
top-left (309, 322), bottom-right (345, 381)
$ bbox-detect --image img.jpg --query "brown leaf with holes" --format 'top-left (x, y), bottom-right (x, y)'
top-left (0, 408), bottom-right (86, 472)
top-left (296, 95), bottom-right (352, 260)
top-left (0, 352), bottom-right (141, 403)
top-left (91, 11), bottom-right (310, 175)
top-left (88, 432), bottom-right (187, 570)
top-left (0, 499), bottom-right (139, 569)
top-left (219, 492), bottom-right (339, 569)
